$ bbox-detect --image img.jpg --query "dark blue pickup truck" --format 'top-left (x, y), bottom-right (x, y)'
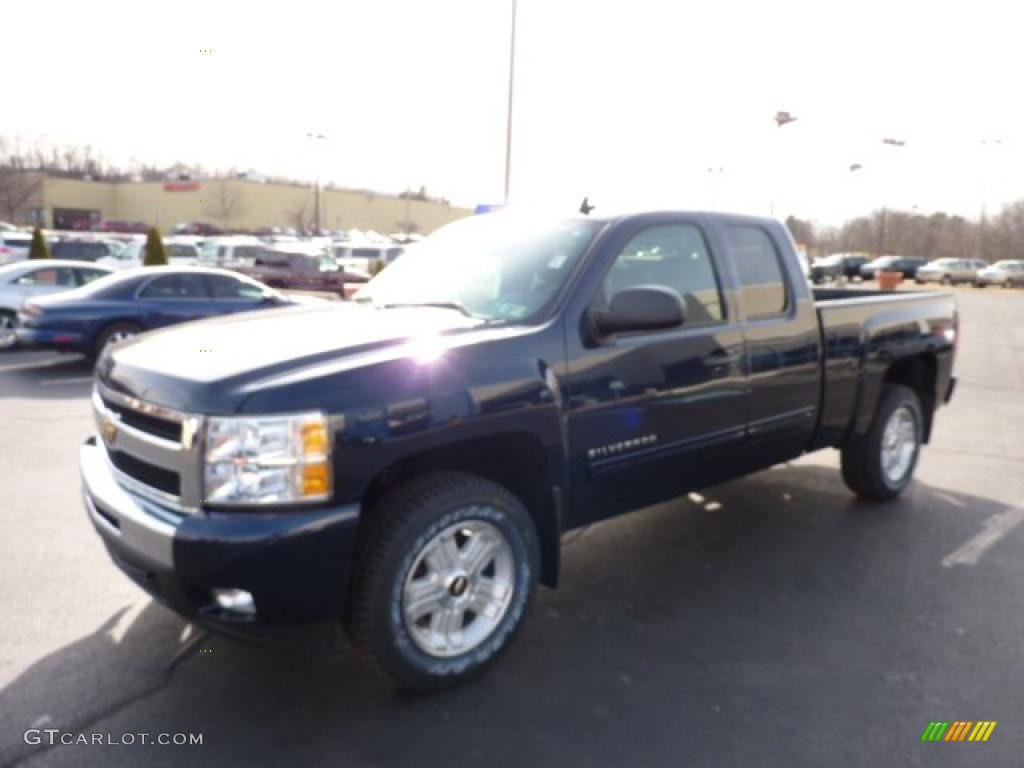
top-left (81, 211), bottom-right (957, 689)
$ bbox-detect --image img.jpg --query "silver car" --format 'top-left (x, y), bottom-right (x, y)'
top-left (975, 260), bottom-right (1024, 288)
top-left (914, 258), bottom-right (986, 285)
top-left (0, 260), bottom-right (113, 349)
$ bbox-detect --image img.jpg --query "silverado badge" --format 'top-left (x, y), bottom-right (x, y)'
top-left (99, 411), bottom-right (119, 445)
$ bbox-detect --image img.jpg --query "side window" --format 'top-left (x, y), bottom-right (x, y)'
top-left (601, 223), bottom-right (724, 328)
top-left (76, 268), bottom-right (109, 285)
top-left (139, 274), bottom-right (211, 299)
top-left (14, 268), bottom-right (76, 286)
top-left (206, 274), bottom-right (264, 300)
top-left (726, 226), bottom-right (788, 319)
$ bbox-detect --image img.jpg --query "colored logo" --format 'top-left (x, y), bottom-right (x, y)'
top-left (99, 411), bottom-right (119, 445)
top-left (921, 721), bottom-right (997, 742)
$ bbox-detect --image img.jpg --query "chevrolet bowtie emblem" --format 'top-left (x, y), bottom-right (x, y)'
top-left (99, 411), bottom-right (119, 445)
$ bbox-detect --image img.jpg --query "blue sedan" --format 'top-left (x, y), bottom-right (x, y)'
top-left (16, 266), bottom-right (294, 358)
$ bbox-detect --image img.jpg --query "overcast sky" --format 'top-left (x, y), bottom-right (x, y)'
top-left (3, 0), bottom-right (1022, 225)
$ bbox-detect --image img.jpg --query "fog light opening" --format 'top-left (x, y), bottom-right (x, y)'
top-left (211, 588), bottom-right (256, 616)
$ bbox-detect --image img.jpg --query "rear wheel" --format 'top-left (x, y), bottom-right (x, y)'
top-left (346, 472), bottom-right (539, 691)
top-left (0, 310), bottom-right (16, 350)
top-left (94, 322), bottom-right (141, 359)
top-left (941, 274), bottom-right (952, 285)
top-left (841, 384), bottom-right (923, 501)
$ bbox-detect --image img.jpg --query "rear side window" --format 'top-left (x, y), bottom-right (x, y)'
top-left (139, 274), bottom-right (211, 299)
top-left (726, 226), bottom-right (788, 319)
top-left (75, 268), bottom-right (109, 285)
top-left (206, 274), bottom-right (265, 299)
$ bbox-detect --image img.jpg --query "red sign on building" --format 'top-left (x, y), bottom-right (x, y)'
top-left (163, 181), bottom-right (200, 192)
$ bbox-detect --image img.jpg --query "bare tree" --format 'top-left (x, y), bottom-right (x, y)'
top-left (286, 197), bottom-right (314, 233)
top-left (205, 181), bottom-right (244, 231)
top-left (0, 168), bottom-right (44, 224)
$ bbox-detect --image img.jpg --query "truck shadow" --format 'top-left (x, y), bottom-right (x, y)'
top-left (2, 464), bottom-right (1019, 767)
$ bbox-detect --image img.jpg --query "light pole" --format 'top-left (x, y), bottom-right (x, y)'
top-left (305, 132), bottom-right (328, 234)
top-left (771, 111), bottom-right (797, 216)
top-left (978, 139), bottom-right (1002, 262)
top-left (706, 166), bottom-right (724, 208)
top-left (876, 138), bottom-right (906, 257)
top-left (502, 0), bottom-right (518, 205)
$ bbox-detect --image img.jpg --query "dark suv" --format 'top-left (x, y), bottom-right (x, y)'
top-left (859, 256), bottom-right (927, 280)
top-left (51, 240), bottom-right (121, 262)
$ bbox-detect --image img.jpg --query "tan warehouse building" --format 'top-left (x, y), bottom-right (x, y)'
top-left (21, 175), bottom-right (471, 234)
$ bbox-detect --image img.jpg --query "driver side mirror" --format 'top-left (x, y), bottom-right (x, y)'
top-left (591, 286), bottom-right (686, 336)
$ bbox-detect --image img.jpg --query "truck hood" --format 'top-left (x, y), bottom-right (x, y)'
top-left (100, 302), bottom-right (493, 411)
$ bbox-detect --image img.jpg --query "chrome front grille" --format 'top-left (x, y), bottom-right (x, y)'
top-left (92, 383), bottom-right (204, 514)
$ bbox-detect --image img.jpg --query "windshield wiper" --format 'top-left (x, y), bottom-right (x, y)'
top-left (378, 301), bottom-right (482, 320)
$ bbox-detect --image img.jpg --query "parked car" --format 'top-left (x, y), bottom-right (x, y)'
top-left (198, 236), bottom-right (267, 268)
top-left (51, 238), bottom-right (123, 263)
top-left (0, 233), bottom-right (34, 264)
top-left (333, 243), bottom-right (405, 273)
top-left (914, 258), bottom-right (987, 285)
top-left (0, 261), bottom-right (112, 349)
top-left (173, 222), bottom-right (224, 237)
top-left (16, 266), bottom-right (290, 359)
top-left (97, 220), bottom-right (149, 234)
top-left (97, 240), bottom-right (201, 270)
top-left (810, 253), bottom-right (869, 283)
top-left (974, 259), bottom-right (1024, 288)
top-left (80, 210), bottom-right (958, 690)
top-left (859, 256), bottom-right (927, 280)
top-left (233, 248), bottom-right (365, 297)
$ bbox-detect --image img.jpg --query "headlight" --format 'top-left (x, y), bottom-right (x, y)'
top-left (203, 412), bottom-right (332, 505)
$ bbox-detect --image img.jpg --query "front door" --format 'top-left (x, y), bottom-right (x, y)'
top-left (563, 217), bottom-right (747, 527)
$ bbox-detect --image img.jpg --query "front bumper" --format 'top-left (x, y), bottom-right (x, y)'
top-left (81, 437), bottom-right (362, 631)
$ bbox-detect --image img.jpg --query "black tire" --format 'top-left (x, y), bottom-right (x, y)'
top-left (94, 322), bottom-right (142, 359)
top-left (840, 384), bottom-right (923, 501)
top-left (940, 274), bottom-right (952, 285)
top-left (0, 309), bottom-right (17, 351)
top-left (345, 471), bottom-right (539, 691)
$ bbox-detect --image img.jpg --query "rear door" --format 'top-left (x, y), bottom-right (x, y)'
top-left (136, 273), bottom-right (215, 328)
top-left (718, 221), bottom-right (821, 467)
top-left (563, 215), bottom-right (748, 525)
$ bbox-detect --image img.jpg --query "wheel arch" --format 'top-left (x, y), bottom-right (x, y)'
top-left (358, 432), bottom-right (563, 587)
top-left (883, 353), bottom-right (937, 442)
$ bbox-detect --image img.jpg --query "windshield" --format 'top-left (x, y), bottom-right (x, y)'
top-left (355, 214), bottom-right (602, 322)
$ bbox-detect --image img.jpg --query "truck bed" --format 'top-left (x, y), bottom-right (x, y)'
top-left (812, 287), bottom-right (957, 449)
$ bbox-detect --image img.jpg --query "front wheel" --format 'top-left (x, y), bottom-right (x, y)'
top-left (346, 472), bottom-right (539, 691)
top-left (0, 310), bottom-right (17, 350)
top-left (841, 384), bottom-right (923, 501)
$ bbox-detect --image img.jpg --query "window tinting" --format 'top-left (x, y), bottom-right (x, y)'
top-left (206, 274), bottom-right (265, 300)
top-left (726, 226), bottom-right (787, 319)
top-left (602, 224), bottom-right (723, 327)
top-left (139, 273), bottom-right (211, 299)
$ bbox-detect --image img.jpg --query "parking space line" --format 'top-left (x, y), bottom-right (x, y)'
top-left (941, 506), bottom-right (1024, 567)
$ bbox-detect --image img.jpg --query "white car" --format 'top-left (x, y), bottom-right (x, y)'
top-left (0, 260), bottom-right (113, 349)
top-left (97, 239), bottom-right (201, 270)
top-left (0, 233), bottom-right (34, 264)
top-left (198, 236), bottom-right (267, 268)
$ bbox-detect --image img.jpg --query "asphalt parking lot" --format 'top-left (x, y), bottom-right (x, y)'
top-left (1, 288), bottom-right (1022, 768)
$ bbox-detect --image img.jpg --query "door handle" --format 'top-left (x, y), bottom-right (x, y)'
top-left (702, 349), bottom-right (740, 368)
